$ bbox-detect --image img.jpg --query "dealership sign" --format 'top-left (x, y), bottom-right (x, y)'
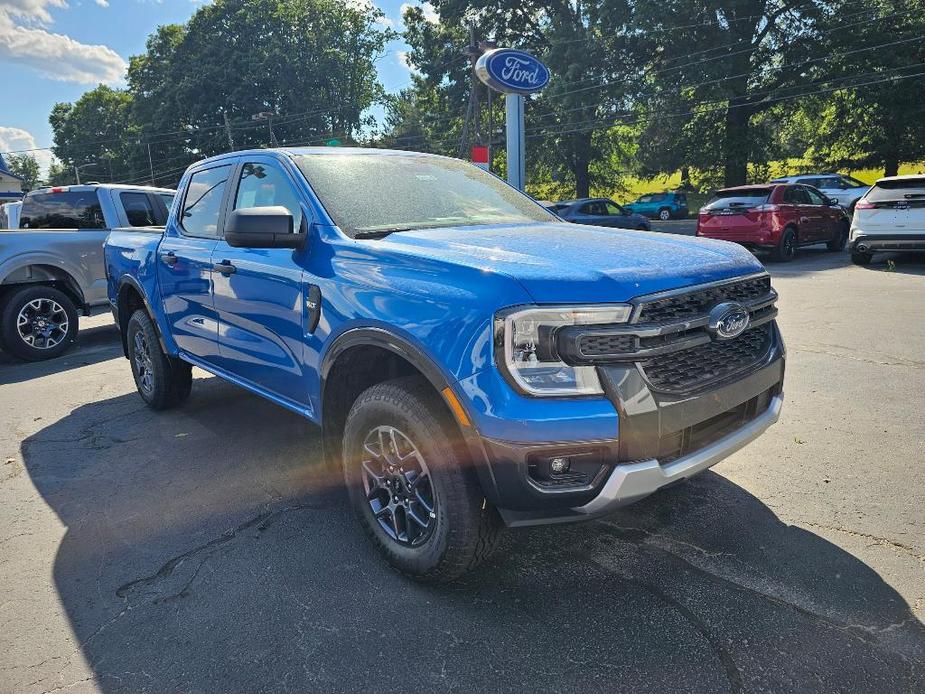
top-left (475, 49), bottom-right (550, 95)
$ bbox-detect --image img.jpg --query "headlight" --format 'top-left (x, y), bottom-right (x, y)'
top-left (495, 305), bottom-right (632, 396)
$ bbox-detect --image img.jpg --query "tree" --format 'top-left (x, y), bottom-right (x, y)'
top-left (633, 0), bottom-right (845, 187)
top-left (799, 0), bottom-right (925, 177)
top-left (49, 85), bottom-right (145, 184)
top-left (128, 0), bottom-right (394, 163)
top-left (5, 154), bottom-right (41, 191)
top-left (389, 0), bottom-right (642, 198)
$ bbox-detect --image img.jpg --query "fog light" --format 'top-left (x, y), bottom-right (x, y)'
top-left (549, 456), bottom-right (571, 474)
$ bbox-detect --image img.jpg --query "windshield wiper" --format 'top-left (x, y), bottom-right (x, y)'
top-left (353, 227), bottom-right (414, 239)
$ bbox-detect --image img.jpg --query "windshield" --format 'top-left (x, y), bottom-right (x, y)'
top-left (703, 188), bottom-right (771, 210)
top-left (294, 153), bottom-right (555, 237)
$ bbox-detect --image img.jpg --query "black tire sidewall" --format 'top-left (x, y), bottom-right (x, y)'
top-left (126, 309), bottom-right (189, 409)
top-left (775, 228), bottom-right (796, 262)
top-left (0, 285), bottom-right (79, 361)
top-left (342, 380), bottom-right (482, 579)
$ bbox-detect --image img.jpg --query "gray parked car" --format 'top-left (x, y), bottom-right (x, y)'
top-left (549, 197), bottom-right (652, 230)
top-left (769, 173), bottom-right (870, 213)
top-left (0, 183), bottom-right (174, 361)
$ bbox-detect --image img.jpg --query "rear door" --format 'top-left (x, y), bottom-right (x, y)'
top-left (157, 163), bottom-right (233, 363)
top-left (211, 157), bottom-right (311, 407)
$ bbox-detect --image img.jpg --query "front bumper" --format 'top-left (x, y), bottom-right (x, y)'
top-left (460, 323), bottom-right (785, 527)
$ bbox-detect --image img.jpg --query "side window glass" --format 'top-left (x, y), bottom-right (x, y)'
top-left (181, 166), bottom-right (231, 238)
top-left (638, 195), bottom-right (653, 203)
top-left (805, 188), bottom-right (825, 205)
top-left (120, 192), bottom-right (157, 227)
top-left (605, 201), bottom-right (622, 215)
top-left (783, 187), bottom-right (798, 204)
top-left (234, 162), bottom-right (303, 232)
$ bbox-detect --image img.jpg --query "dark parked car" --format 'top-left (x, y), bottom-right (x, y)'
top-left (550, 198), bottom-right (651, 230)
top-left (623, 192), bottom-right (689, 220)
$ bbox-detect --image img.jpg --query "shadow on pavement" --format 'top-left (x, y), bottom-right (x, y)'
top-left (0, 322), bottom-right (122, 385)
top-left (18, 379), bottom-right (925, 692)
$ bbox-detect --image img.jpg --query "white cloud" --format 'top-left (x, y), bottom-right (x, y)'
top-left (399, 1), bottom-right (438, 25)
top-left (374, 14), bottom-right (393, 27)
top-left (0, 3), bottom-right (126, 84)
top-left (0, 126), bottom-right (54, 176)
top-left (0, 0), bottom-right (68, 24)
top-left (396, 50), bottom-right (417, 73)
top-left (94, 0), bottom-right (108, 6)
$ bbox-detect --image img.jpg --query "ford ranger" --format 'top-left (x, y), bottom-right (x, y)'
top-left (104, 148), bottom-right (784, 581)
top-left (0, 183), bottom-right (175, 360)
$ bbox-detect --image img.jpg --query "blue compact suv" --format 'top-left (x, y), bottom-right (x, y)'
top-left (105, 148), bottom-right (784, 581)
top-left (624, 191), bottom-right (689, 220)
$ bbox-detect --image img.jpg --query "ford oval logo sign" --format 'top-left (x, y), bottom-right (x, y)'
top-left (475, 48), bottom-right (550, 95)
top-left (707, 302), bottom-right (751, 340)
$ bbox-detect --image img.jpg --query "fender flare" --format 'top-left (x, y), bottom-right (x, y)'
top-left (0, 252), bottom-right (87, 308)
top-left (115, 275), bottom-right (169, 356)
top-left (319, 326), bottom-right (500, 500)
top-left (319, 326), bottom-right (453, 402)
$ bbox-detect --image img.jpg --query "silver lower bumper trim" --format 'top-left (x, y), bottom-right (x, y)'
top-left (574, 394), bottom-right (783, 516)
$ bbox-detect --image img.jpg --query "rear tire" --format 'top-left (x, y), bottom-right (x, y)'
top-left (851, 250), bottom-right (873, 265)
top-left (126, 309), bottom-right (192, 410)
top-left (0, 285), bottom-right (79, 361)
top-left (342, 376), bottom-right (502, 582)
top-left (658, 208), bottom-right (671, 221)
top-left (772, 227), bottom-right (797, 262)
top-left (827, 222), bottom-right (848, 251)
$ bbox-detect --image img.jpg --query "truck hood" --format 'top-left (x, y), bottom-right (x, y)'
top-left (375, 222), bottom-right (765, 303)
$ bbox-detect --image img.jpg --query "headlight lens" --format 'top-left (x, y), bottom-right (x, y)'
top-left (497, 305), bottom-right (632, 396)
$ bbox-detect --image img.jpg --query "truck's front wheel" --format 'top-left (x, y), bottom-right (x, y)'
top-left (343, 377), bottom-right (502, 582)
top-left (126, 309), bottom-right (192, 410)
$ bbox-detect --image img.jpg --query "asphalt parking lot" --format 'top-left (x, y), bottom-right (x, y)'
top-left (1, 247), bottom-right (923, 693)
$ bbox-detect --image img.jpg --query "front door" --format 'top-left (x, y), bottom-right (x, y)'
top-left (802, 186), bottom-right (831, 241)
top-left (212, 158), bottom-right (311, 409)
top-left (157, 163), bottom-right (233, 362)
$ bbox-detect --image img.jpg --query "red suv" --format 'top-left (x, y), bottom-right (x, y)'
top-left (696, 184), bottom-right (850, 261)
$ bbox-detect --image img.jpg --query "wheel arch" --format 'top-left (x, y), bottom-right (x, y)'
top-left (115, 276), bottom-right (168, 358)
top-left (319, 327), bottom-right (497, 498)
top-left (0, 263), bottom-right (85, 312)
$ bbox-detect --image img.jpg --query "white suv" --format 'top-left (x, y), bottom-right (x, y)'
top-left (849, 175), bottom-right (925, 265)
top-left (770, 174), bottom-right (870, 213)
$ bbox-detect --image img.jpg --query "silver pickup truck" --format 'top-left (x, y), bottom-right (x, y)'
top-left (0, 183), bottom-right (174, 361)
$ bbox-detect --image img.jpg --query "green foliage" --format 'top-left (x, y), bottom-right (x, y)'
top-left (5, 154), bottom-right (41, 191)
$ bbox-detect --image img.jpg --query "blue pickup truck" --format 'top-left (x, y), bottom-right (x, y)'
top-left (105, 148), bottom-right (784, 581)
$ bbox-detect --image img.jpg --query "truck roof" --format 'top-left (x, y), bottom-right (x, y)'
top-left (191, 146), bottom-right (447, 169)
top-left (27, 183), bottom-right (176, 196)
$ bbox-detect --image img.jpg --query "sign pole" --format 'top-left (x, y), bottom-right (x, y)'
top-left (505, 94), bottom-right (525, 190)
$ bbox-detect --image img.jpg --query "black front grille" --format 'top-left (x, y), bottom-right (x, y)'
top-left (578, 333), bottom-right (637, 356)
top-left (639, 324), bottom-right (772, 392)
top-left (636, 276), bottom-right (772, 323)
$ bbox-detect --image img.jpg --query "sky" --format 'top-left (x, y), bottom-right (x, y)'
top-left (0, 0), bottom-right (432, 173)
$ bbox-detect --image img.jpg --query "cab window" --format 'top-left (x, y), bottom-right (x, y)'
top-left (120, 192), bottom-right (158, 227)
top-left (181, 165), bottom-right (231, 238)
top-left (234, 162), bottom-right (303, 232)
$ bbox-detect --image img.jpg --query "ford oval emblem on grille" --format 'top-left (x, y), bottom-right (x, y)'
top-left (707, 301), bottom-right (751, 340)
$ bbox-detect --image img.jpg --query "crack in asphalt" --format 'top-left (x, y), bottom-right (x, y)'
top-left (803, 522), bottom-right (925, 564)
top-left (116, 503), bottom-right (331, 600)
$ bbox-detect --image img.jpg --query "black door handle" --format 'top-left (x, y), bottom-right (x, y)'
top-left (160, 252), bottom-right (178, 266)
top-left (213, 261), bottom-right (236, 276)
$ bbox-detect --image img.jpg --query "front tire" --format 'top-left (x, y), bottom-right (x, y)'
top-left (126, 309), bottom-right (192, 410)
top-left (343, 376), bottom-right (502, 582)
top-left (0, 285), bottom-right (79, 361)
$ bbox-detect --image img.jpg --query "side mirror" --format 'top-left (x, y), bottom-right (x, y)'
top-left (225, 206), bottom-right (306, 249)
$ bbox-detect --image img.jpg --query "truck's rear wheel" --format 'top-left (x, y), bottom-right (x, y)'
top-left (126, 309), bottom-right (192, 410)
top-left (342, 376), bottom-right (502, 582)
top-left (0, 285), bottom-right (78, 361)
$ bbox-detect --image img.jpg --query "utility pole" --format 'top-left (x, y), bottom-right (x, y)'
top-left (223, 112), bottom-right (236, 151)
top-left (147, 143), bottom-right (155, 185)
top-left (252, 111), bottom-right (279, 148)
top-left (459, 23), bottom-right (480, 158)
